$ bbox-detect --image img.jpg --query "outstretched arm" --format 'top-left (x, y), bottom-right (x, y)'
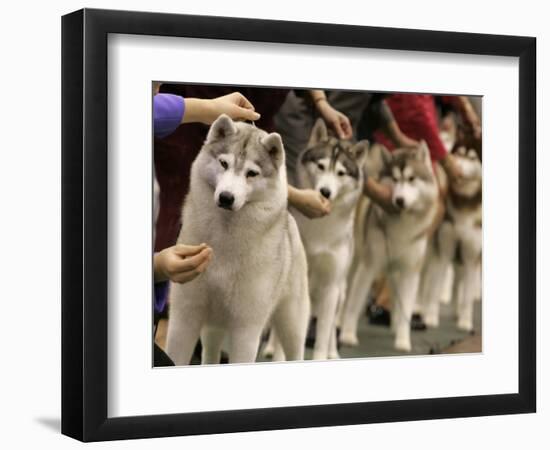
top-left (363, 177), bottom-right (398, 214)
top-left (309, 90), bottom-right (353, 139)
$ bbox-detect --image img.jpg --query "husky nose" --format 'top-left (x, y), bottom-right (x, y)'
top-left (320, 187), bottom-right (331, 199)
top-left (218, 191), bottom-right (234, 209)
top-left (394, 197), bottom-right (405, 209)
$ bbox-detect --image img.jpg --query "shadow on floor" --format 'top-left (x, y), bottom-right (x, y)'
top-left (35, 417), bottom-right (61, 433)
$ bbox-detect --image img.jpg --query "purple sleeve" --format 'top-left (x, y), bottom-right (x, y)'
top-left (154, 281), bottom-right (169, 314)
top-left (153, 94), bottom-right (185, 138)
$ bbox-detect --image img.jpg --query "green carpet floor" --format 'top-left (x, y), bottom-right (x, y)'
top-left (258, 300), bottom-right (482, 362)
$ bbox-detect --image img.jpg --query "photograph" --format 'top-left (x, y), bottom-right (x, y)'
top-left (56, 5), bottom-right (537, 444)
top-left (152, 84), bottom-right (483, 366)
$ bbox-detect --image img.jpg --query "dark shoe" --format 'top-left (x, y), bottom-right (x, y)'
top-left (411, 313), bottom-right (427, 331)
top-left (154, 343), bottom-right (175, 367)
top-left (367, 304), bottom-right (391, 327)
top-left (305, 317), bottom-right (317, 348)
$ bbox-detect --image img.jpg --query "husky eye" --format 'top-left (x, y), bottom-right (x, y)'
top-left (409, 176), bottom-right (415, 182)
top-left (246, 170), bottom-right (259, 178)
top-left (219, 159), bottom-right (228, 170)
top-left (337, 170), bottom-right (346, 177)
top-left (317, 163), bottom-right (325, 171)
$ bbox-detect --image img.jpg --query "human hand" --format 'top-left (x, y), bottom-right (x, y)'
top-left (289, 186), bottom-right (331, 219)
top-left (315, 100), bottom-right (353, 139)
top-left (154, 243), bottom-right (212, 284)
top-left (441, 153), bottom-right (463, 182)
top-left (460, 97), bottom-right (481, 140)
top-left (397, 134), bottom-right (420, 149)
top-left (364, 177), bottom-right (399, 214)
top-left (184, 92), bottom-right (260, 125)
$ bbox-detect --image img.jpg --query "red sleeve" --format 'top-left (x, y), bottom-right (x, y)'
top-left (385, 95), bottom-right (448, 162)
top-left (413, 106), bottom-right (448, 162)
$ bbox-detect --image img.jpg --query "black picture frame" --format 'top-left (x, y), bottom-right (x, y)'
top-left (61, 8), bottom-right (536, 442)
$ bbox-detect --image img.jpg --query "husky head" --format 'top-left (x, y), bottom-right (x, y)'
top-left (298, 118), bottom-right (368, 201)
top-left (450, 145), bottom-right (482, 197)
top-left (381, 141), bottom-right (437, 212)
top-left (197, 114), bottom-right (286, 212)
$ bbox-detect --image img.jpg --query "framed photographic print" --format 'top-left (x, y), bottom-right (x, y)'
top-left (61, 8), bottom-right (536, 442)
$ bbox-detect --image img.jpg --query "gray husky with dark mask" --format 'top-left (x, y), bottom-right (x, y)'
top-left (340, 143), bottom-right (438, 352)
top-left (290, 118), bottom-right (368, 360)
top-left (165, 115), bottom-right (309, 365)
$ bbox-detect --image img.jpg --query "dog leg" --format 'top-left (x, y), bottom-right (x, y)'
top-left (228, 327), bottom-right (263, 364)
top-left (422, 256), bottom-right (449, 328)
top-left (262, 328), bottom-right (277, 359)
top-left (452, 265), bottom-right (465, 319)
top-left (272, 289), bottom-right (310, 361)
top-left (391, 270), bottom-right (420, 352)
top-left (200, 326), bottom-right (225, 364)
top-left (272, 336), bottom-right (286, 362)
top-left (340, 259), bottom-right (379, 347)
top-left (313, 285), bottom-right (339, 360)
top-left (328, 326), bottom-right (340, 359)
top-left (440, 266), bottom-right (455, 305)
top-left (423, 222), bottom-right (455, 327)
top-left (474, 259), bottom-right (482, 302)
top-left (262, 328), bottom-right (286, 361)
top-left (334, 281), bottom-right (347, 329)
top-left (457, 264), bottom-right (477, 332)
top-left (165, 305), bottom-right (204, 366)
top-left (457, 233), bottom-right (481, 331)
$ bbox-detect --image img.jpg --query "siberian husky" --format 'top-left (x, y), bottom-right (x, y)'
top-left (165, 115), bottom-right (310, 364)
top-left (420, 144), bottom-right (482, 331)
top-left (290, 118), bottom-right (368, 360)
top-left (340, 143), bottom-right (438, 352)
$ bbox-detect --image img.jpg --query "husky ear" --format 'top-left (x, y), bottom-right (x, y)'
top-left (416, 140), bottom-right (432, 167)
top-left (308, 118), bottom-right (328, 146)
top-left (206, 114), bottom-right (237, 142)
top-left (261, 132), bottom-right (285, 168)
top-left (350, 139), bottom-right (369, 167)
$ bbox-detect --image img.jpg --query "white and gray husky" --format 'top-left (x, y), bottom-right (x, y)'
top-left (165, 115), bottom-right (310, 365)
top-left (340, 143), bottom-right (438, 352)
top-left (291, 118), bottom-right (368, 360)
top-left (420, 144), bottom-right (482, 331)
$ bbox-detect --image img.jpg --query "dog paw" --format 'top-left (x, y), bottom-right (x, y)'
top-left (262, 347), bottom-right (274, 358)
top-left (312, 351), bottom-right (329, 361)
top-left (394, 337), bottom-right (412, 352)
top-left (328, 351), bottom-right (341, 360)
top-left (424, 314), bottom-right (439, 328)
top-left (339, 332), bottom-right (359, 347)
top-left (457, 319), bottom-right (473, 332)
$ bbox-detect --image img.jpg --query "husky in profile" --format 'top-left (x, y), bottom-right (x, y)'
top-left (420, 144), bottom-right (482, 331)
top-left (290, 118), bottom-right (368, 360)
top-left (165, 115), bottom-right (310, 365)
top-left (340, 143), bottom-right (438, 352)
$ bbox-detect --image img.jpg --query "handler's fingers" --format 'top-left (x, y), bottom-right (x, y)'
top-left (172, 243), bottom-right (208, 257)
top-left (173, 253), bottom-right (213, 284)
top-left (231, 92), bottom-right (256, 111)
top-left (195, 254), bottom-right (212, 273)
top-left (233, 106), bottom-right (261, 121)
top-left (320, 197), bottom-right (332, 214)
top-left (339, 117), bottom-right (353, 139)
top-left (331, 120), bottom-right (345, 139)
top-left (172, 247), bottom-right (212, 273)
